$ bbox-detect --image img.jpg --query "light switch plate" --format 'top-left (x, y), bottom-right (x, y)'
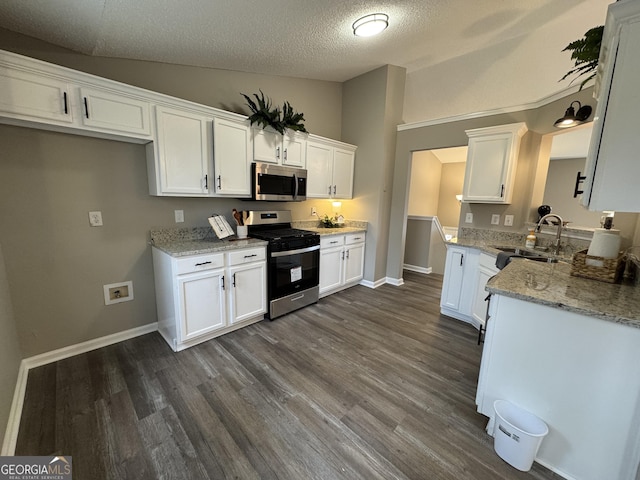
top-left (504, 215), bottom-right (514, 226)
top-left (465, 212), bottom-right (473, 224)
top-left (175, 210), bottom-right (184, 223)
top-left (491, 214), bottom-right (500, 225)
top-left (88, 211), bottom-right (103, 227)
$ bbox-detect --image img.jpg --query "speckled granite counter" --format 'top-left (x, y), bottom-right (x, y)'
top-left (150, 227), bottom-right (267, 257)
top-left (486, 259), bottom-right (640, 328)
top-left (292, 219), bottom-right (367, 236)
top-left (302, 226), bottom-right (367, 236)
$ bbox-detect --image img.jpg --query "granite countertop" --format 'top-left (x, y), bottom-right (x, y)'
top-left (150, 226), bottom-right (267, 257)
top-left (486, 259), bottom-right (640, 328)
top-left (153, 237), bottom-right (267, 257)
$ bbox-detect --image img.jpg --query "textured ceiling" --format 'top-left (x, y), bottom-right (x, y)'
top-left (0, 0), bottom-right (612, 83)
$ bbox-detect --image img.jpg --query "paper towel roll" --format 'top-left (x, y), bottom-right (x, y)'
top-left (586, 228), bottom-right (621, 266)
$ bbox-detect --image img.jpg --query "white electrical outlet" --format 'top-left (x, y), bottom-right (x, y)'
top-left (465, 212), bottom-right (474, 224)
top-left (88, 211), bottom-right (103, 227)
top-left (504, 215), bottom-right (514, 226)
top-left (103, 281), bottom-right (134, 305)
top-left (175, 210), bottom-right (184, 223)
top-left (311, 207), bottom-right (317, 216)
top-left (491, 214), bottom-right (500, 225)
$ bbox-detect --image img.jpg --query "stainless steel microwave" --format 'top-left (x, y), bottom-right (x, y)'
top-left (252, 162), bottom-right (307, 201)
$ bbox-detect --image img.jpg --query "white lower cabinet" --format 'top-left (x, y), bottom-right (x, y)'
top-left (319, 232), bottom-right (365, 297)
top-left (441, 245), bottom-right (496, 329)
top-left (152, 245), bottom-right (266, 351)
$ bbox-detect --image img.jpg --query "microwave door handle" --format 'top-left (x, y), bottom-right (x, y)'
top-left (293, 174), bottom-right (298, 200)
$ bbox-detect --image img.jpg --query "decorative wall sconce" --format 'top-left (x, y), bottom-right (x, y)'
top-left (554, 100), bottom-right (592, 128)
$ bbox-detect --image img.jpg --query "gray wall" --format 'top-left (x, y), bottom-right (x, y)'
top-left (0, 31), bottom-right (346, 357)
top-left (0, 244), bottom-right (22, 449)
top-left (341, 65), bottom-right (406, 283)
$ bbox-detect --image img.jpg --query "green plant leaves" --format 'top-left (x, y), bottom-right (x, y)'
top-left (241, 92), bottom-right (307, 134)
top-left (560, 26), bottom-right (604, 90)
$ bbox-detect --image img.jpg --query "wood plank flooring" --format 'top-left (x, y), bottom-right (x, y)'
top-left (16, 271), bottom-right (562, 479)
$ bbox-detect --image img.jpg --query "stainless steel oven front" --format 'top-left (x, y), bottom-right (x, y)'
top-left (268, 239), bottom-right (320, 319)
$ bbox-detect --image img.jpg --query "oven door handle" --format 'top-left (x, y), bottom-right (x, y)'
top-left (271, 244), bottom-right (320, 257)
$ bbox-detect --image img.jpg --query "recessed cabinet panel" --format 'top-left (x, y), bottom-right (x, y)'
top-left (462, 122), bottom-right (527, 204)
top-left (213, 118), bottom-right (251, 196)
top-left (229, 262), bottom-right (267, 324)
top-left (79, 87), bottom-right (151, 136)
top-left (307, 141), bottom-right (334, 197)
top-left (333, 148), bottom-right (355, 199)
top-left (282, 133), bottom-right (306, 167)
top-left (253, 128), bottom-right (280, 164)
top-left (582, 3), bottom-right (640, 212)
top-left (179, 270), bottom-right (226, 342)
top-left (320, 247), bottom-right (344, 294)
top-left (0, 67), bottom-right (71, 123)
top-left (156, 106), bottom-right (210, 195)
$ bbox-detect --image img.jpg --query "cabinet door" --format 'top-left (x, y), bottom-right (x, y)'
top-left (332, 148), bottom-right (355, 199)
top-left (213, 117), bottom-right (252, 196)
top-left (0, 67), bottom-right (72, 124)
top-left (155, 105), bottom-right (211, 195)
top-left (319, 247), bottom-right (344, 294)
top-left (228, 262), bottom-right (267, 324)
top-left (441, 246), bottom-right (466, 311)
top-left (463, 134), bottom-right (512, 202)
top-left (472, 267), bottom-right (494, 327)
top-left (282, 132), bottom-right (306, 168)
top-left (306, 141), bottom-right (333, 198)
top-left (253, 128), bottom-right (280, 164)
top-left (78, 87), bottom-right (151, 136)
top-left (344, 242), bottom-right (365, 285)
top-left (583, 14), bottom-right (640, 212)
top-left (178, 269), bottom-right (226, 342)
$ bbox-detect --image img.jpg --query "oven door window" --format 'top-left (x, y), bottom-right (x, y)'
top-left (258, 173), bottom-right (296, 197)
top-left (270, 249), bottom-right (319, 299)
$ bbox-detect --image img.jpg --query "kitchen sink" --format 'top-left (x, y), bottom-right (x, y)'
top-left (493, 246), bottom-right (558, 264)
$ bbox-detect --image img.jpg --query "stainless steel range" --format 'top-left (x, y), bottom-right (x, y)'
top-left (244, 210), bottom-right (320, 319)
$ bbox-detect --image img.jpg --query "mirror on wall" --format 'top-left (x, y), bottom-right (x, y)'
top-left (541, 124), bottom-right (638, 236)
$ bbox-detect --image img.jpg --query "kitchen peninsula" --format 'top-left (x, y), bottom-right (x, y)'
top-left (477, 259), bottom-right (640, 480)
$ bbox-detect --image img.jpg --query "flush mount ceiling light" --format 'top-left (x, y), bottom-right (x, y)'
top-left (353, 13), bottom-right (389, 37)
top-left (554, 100), bottom-right (593, 128)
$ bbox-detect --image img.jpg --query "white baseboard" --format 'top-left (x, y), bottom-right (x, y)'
top-left (385, 277), bottom-right (405, 286)
top-left (403, 264), bottom-right (432, 275)
top-left (1, 322), bottom-right (158, 455)
top-left (359, 277), bottom-right (387, 289)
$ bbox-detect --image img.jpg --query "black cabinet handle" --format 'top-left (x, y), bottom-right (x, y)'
top-left (63, 92), bottom-right (68, 114)
top-left (460, 254), bottom-right (464, 266)
top-left (217, 175), bottom-right (221, 189)
top-left (276, 147), bottom-right (280, 159)
top-left (500, 184), bottom-right (504, 197)
top-left (232, 273), bottom-right (236, 287)
top-left (244, 254), bottom-right (257, 258)
top-left (573, 171), bottom-right (586, 198)
top-left (83, 97), bottom-right (89, 118)
top-left (195, 261), bottom-right (212, 266)
top-left (221, 275), bottom-right (225, 290)
top-left (204, 174), bottom-right (208, 189)
top-left (284, 148), bottom-right (288, 161)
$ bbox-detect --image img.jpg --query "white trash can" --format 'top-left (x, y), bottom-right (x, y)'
top-left (493, 400), bottom-right (549, 472)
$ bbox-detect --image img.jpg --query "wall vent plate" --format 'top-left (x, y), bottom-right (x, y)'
top-left (104, 281), bottom-right (134, 305)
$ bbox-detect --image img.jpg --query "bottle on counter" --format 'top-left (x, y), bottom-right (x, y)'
top-left (525, 229), bottom-right (536, 249)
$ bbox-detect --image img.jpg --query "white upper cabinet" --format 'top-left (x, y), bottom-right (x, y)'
top-left (462, 122), bottom-right (527, 204)
top-left (581, 1), bottom-right (640, 212)
top-left (306, 136), bottom-right (356, 199)
top-left (253, 127), bottom-right (307, 168)
top-left (147, 105), bottom-right (211, 196)
top-left (0, 66), bottom-right (72, 124)
top-left (213, 117), bottom-right (252, 197)
top-left (78, 86), bottom-right (151, 136)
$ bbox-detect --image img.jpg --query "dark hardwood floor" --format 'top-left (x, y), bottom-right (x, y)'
top-left (16, 271), bottom-right (561, 479)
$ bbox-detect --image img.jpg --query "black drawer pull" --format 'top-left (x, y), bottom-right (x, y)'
top-left (195, 261), bottom-right (212, 266)
top-left (573, 171), bottom-right (586, 198)
top-left (244, 254), bottom-right (258, 258)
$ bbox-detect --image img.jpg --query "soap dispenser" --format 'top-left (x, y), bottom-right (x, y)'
top-left (525, 229), bottom-right (536, 249)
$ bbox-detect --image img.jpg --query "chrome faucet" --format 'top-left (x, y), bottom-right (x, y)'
top-left (536, 213), bottom-right (564, 255)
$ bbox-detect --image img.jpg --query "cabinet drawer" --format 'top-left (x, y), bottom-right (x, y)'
top-left (227, 247), bottom-right (265, 266)
top-left (479, 252), bottom-right (498, 270)
top-left (175, 253), bottom-right (224, 275)
top-left (321, 235), bottom-right (345, 249)
top-left (346, 233), bottom-right (365, 245)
